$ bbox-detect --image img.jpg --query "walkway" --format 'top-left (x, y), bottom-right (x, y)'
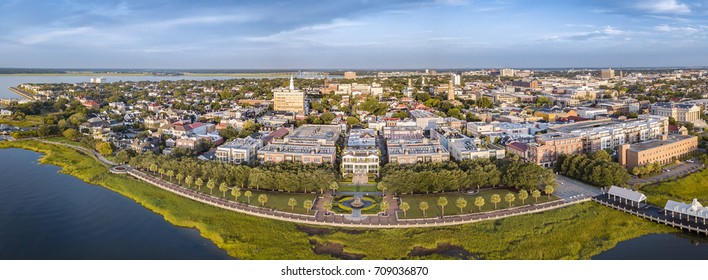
top-left (554, 174), bottom-right (603, 202)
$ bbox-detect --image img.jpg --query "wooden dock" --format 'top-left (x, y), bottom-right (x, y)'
top-left (593, 197), bottom-right (708, 235)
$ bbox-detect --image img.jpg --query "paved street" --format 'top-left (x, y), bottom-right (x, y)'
top-left (554, 174), bottom-right (603, 202)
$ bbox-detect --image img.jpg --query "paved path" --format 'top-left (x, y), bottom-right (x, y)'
top-left (554, 174), bottom-right (603, 202)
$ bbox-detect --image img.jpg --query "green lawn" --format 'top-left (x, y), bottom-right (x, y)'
top-left (228, 189), bottom-right (316, 215)
top-left (641, 168), bottom-right (708, 207)
top-left (398, 189), bottom-right (557, 219)
top-left (338, 184), bottom-right (379, 192)
top-left (0, 117), bottom-right (41, 128)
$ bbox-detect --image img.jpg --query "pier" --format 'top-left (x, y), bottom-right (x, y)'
top-left (7, 87), bottom-right (33, 99)
top-left (593, 195), bottom-right (708, 235)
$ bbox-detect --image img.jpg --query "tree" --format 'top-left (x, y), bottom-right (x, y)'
top-left (474, 197), bottom-right (485, 211)
top-left (518, 189), bottom-right (529, 205)
top-left (437, 197), bottom-right (448, 216)
top-left (476, 97), bottom-right (493, 108)
top-left (380, 200), bottom-right (390, 213)
top-left (419, 201), bottom-right (429, 217)
top-left (115, 149), bottom-right (131, 164)
top-left (455, 197), bottom-right (467, 214)
top-left (95, 141), bottom-right (113, 156)
top-left (158, 168), bottom-right (165, 179)
top-left (166, 170), bottom-right (174, 181)
top-left (544, 185), bottom-right (555, 199)
top-left (257, 194), bottom-right (268, 207)
top-left (329, 182), bottom-right (339, 195)
top-left (504, 193), bottom-right (516, 208)
top-left (219, 182), bottom-right (229, 197)
top-left (288, 197), bottom-right (297, 211)
top-left (149, 163), bottom-right (157, 173)
top-left (400, 202), bottom-right (410, 217)
top-left (231, 188), bottom-right (241, 202)
top-left (532, 189), bottom-right (541, 203)
top-left (322, 200), bottom-right (333, 214)
top-left (195, 178), bottom-right (204, 191)
top-left (377, 182), bottom-right (387, 196)
top-left (176, 173), bottom-right (184, 184)
top-left (185, 175), bottom-right (194, 188)
top-left (63, 128), bottom-right (81, 141)
top-left (303, 199), bottom-right (313, 214)
top-left (206, 180), bottom-right (216, 195)
top-left (244, 190), bottom-right (253, 204)
top-left (490, 194), bottom-right (501, 209)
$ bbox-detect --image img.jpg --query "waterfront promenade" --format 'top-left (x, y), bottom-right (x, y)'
top-left (593, 195), bottom-right (708, 235)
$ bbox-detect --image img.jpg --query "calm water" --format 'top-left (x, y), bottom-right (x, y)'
top-left (0, 75), bottom-right (274, 99)
top-left (0, 148), bottom-right (232, 260)
top-left (593, 233), bottom-right (708, 260)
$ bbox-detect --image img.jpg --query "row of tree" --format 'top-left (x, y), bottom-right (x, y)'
top-left (379, 158), bottom-right (556, 194)
top-left (129, 154), bottom-right (337, 193)
top-left (555, 151), bottom-right (630, 187)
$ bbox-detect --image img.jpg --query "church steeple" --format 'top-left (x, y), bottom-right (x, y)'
top-left (289, 75), bottom-right (295, 91)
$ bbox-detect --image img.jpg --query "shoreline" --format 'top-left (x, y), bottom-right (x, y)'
top-left (0, 140), bottom-right (678, 260)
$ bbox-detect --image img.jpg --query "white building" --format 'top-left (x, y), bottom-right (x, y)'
top-left (215, 136), bottom-right (263, 164)
top-left (449, 138), bottom-right (505, 161)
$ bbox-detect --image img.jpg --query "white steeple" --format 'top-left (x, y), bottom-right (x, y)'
top-left (289, 76), bottom-right (295, 91)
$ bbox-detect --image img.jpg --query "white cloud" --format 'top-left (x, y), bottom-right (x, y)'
top-left (19, 27), bottom-right (93, 44)
top-left (148, 14), bottom-right (257, 29)
top-left (654, 24), bottom-right (699, 33)
top-left (243, 19), bottom-right (365, 43)
top-left (635, 0), bottom-right (691, 14)
top-left (545, 26), bottom-right (626, 41)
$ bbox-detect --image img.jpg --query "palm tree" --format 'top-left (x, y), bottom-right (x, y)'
top-left (532, 189), bottom-right (541, 203)
top-left (504, 193), bottom-right (516, 208)
top-left (400, 202), bottom-right (410, 217)
top-left (380, 200), bottom-right (390, 213)
top-left (231, 188), bottom-right (241, 202)
top-left (244, 190), bottom-right (253, 204)
top-left (158, 168), bottom-right (165, 179)
top-left (419, 201), bottom-right (429, 217)
top-left (322, 200), bottom-right (333, 214)
top-left (544, 185), bottom-right (555, 199)
top-left (185, 175), bottom-right (194, 189)
top-left (329, 182), bottom-right (339, 195)
top-left (377, 182), bottom-right (387, 196)
top-left (518, 189), bottom-right (529, 205)
top-left (257, 194), bottom-right (268, 207)
top-left (437, 197), bottom-right (448, 216)
top-left (195, 178), bottom-right (204, 191)
top-left (455, 197), bottom-right (467, 214)
top-left (176, 173), bottom-right (184, 185)
top-left (166, 170), bottom-right (174, 181)
top-left (490, 194), bottom-right (501, 209)
top-left (474, 196), bottom-right (485, 211)
top-left (219, 182), bottom-right (229, 197)
top-left (206, 180), bottom-right (216, 195)
top-left (149, 163), bottom-right (157, 173)
top-left (288, 197), bottom-right (297, 211)
top-left (303, 200), bottom-right (313, 214)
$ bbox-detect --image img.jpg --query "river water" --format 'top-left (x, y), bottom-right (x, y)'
top-left (593, 233), bottom-right (708, 260)
top-left (0, 148), bottom-right (231, 259)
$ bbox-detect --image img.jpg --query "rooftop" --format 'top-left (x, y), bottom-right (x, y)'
top-left (627, 135), bottom-right (696, 152)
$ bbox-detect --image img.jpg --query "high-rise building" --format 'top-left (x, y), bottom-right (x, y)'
top-left (499, 68), bottom-right (516, 77)
top-left (453, 73), bottom-right (461, 86)
top-left (448, 77), bottom-right (455, 101)
top-left (344, 71), bottom-right (357, 79)
top-left (273, 76), bottom-right (306, 114)
top-left (600, 68), bottom-right (615, 79)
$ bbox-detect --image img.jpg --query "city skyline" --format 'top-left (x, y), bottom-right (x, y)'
top-left (1, 0), bottom-right (707, 69)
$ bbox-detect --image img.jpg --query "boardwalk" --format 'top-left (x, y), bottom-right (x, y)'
top-left (593, 195), bottom-right (708, 235)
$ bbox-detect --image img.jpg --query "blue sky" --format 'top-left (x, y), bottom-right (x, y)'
top-left (1, 0), bottom-right (707, 69)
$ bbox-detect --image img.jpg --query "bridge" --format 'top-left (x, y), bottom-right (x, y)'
top-left (593, 195), bottom-right (708, 236)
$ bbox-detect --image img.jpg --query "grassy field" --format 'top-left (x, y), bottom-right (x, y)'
top-left (203, 187), bottom-right (316, 215)
top-left (0, 116), bottom-right (43, 128)
top-left (641, 169), bottom-right (708, 207)
top-left (0, 139), bottom-right (681, 260)
top-left (398, 189), bottom-right (557, 218)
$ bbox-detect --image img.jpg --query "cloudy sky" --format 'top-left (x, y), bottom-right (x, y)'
top-left (1, 0), bottom-right (707, 69)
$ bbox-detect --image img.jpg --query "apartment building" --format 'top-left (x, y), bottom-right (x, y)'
top-left (549, 115), bottom-right (668, 153)
top-left (618, 135), bottom-right (698, 169)
top-left (215, 136), bottom-right (263, 164)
